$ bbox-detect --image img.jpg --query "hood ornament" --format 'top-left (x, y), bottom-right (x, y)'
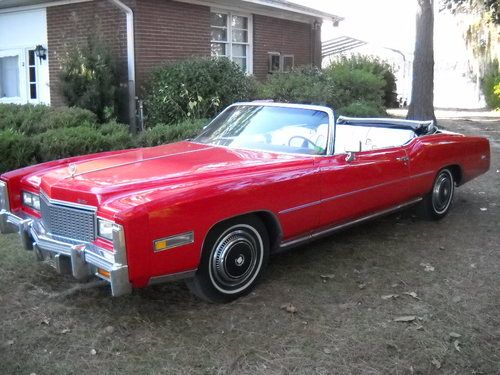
top-left (68, 163), bottom-right (77, 178)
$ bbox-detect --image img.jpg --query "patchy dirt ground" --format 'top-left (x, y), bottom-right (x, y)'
top-left (0, 110), bottom-right (499, 375)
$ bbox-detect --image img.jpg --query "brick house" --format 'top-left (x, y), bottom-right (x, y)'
top-left (0, 0), bottom-right (341, 124)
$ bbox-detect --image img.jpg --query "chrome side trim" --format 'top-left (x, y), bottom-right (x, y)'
top-left (279, 200), bottom-right (322, 215)
top-left (147, 269), bottom-right (197, 286)
top-left (278, 171), bottom-right (434, 215)
top-left (279, 197), bottom-right (423, 249)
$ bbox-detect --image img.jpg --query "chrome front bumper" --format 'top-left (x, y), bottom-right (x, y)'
top-left (0, 209), bottom-right (132, 297)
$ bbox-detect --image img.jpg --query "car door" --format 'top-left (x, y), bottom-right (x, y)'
top-left (316, 146), bottom-right (411, 229)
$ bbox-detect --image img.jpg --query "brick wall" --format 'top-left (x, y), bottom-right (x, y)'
top-left (135, 0), bottom-right (211, 91)
top-left (253, 14), bottom-right (313, 80)
top-left (46, 0), bottom-right (316, 107)
top-left (47, 0), bottom-right (130, 107)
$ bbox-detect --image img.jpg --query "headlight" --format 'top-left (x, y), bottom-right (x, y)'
top-left (97, 219), bottom-right (114, 240)
top-left (22, 191), bottom-right (40, 211)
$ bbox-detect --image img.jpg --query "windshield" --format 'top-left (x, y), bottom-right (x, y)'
top-left (195, 105), bottom-right (330, 155)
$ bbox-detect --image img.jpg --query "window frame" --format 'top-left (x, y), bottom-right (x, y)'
top-left (0, 48), bottom-right (25, 104)
top-left (267, 52), bottom-right (295, 74)
top-left (210, 9), bottom-right (253, 75)
top-left (27, 49), bottom-right (39, 103)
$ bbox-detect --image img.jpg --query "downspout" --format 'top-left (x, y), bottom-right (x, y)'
top-left (107, 0), bottom-right (136, 133)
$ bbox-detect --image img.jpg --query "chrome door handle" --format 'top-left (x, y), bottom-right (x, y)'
top-left (397, 156), bottom-right (409, 162)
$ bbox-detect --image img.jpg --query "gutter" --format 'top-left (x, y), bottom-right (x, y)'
top-left (107, 0), bottom-right (136, 133)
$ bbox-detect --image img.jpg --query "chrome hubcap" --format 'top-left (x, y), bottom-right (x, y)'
top-left (432, 172), bottom-right (453, 214)
top-left (211, 228), bottom-right (260, 291)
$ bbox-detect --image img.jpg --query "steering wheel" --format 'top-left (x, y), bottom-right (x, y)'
top-left (288, 135), bottom-right (320, 150)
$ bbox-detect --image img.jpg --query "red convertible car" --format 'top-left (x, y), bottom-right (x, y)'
top-left (0, 102), bottom-right (490, 302)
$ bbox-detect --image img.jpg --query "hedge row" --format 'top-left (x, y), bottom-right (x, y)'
top-left (256, 56), bottom-right (396, 117)
top-left (0, 104), bottom-right (206, 173)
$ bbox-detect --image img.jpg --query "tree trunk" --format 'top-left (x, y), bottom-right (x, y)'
top-left (407, 0), bottom-right (436, 123)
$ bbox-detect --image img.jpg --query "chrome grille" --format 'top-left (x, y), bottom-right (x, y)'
top-left (40, 195), bottom-right (96, 243)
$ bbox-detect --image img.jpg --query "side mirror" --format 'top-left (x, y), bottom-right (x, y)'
top-left (344, 140), bottom-right (362, 162)
top-left (344, 140), bottom-right (362, 153)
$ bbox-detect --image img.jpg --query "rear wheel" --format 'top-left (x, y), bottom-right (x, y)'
top-left (417, 168), bottom-right (455, 220)
top-left (187, 215), bottom-right (269, 303)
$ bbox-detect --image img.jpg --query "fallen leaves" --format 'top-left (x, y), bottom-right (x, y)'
top-left (381, 294), bottom-right (399, 300)
top-left (449, 332), bottom-right (461, 338)
top-left (403, 291), bottom-right (420, 300)
top-left (431, 358), bottom-right (442, 369)
top-left (453, 340), bottom-right (461, 352)
top-left (320, 274), bottom-right (335, 283)
top-left (394, 315), bottom-right (417, 323)
top-left (420, 263), bottom-right (435, 272)
top-left (480, 207), bottom-right (488, 212)
top-left (280, 303), bottom-right (297, 314)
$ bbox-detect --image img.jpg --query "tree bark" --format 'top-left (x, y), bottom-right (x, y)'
top-left (407, 0), bottom-right (437, 122)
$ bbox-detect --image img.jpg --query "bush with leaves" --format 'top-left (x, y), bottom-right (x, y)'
top-left (145, 57), bottom-right (256, 125)
top-left (0, 129), bottom-right (35, 172)
top-left (328, 55), bottom-right (398, 107)
top-left (0, 104), bottom-right (97, 134)
top-left (324, 64), bottom-right (386, 111)
top-left (59, 35), bottom-right (119, 122)
top-left (137, 118), bottom-right (207, 147)
top-left (257, 66), bottom-right (329, 105)
top-left (259, 63), bottom-right (386, 116)
top-left (481, 60), bottom-right (500, 110)
top-left (34, 124), bottom-right (133, 163)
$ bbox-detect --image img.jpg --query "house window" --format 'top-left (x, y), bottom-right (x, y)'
top-left (268, 53), bottom-right (295, 73)
top-left (211, 11), bottom-right (252, 73)
top-left (28, 50), bottom-right (38, 100)
top-left (0, 55), bottom-right (20, 98)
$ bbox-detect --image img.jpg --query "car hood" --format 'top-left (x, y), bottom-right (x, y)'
top-left (26, 141), bottom-right (310, 207)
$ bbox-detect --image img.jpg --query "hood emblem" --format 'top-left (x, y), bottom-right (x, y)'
top-left (68, 163), bottom-right (77, 178)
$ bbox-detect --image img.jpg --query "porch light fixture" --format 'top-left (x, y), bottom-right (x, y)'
top-left (34, 45), bottom-right (47, 62)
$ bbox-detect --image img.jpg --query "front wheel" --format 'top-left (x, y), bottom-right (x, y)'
top-left (417, 168), bottom-right (455, 220)
top-left (187, 215), bottom-right (269, 303)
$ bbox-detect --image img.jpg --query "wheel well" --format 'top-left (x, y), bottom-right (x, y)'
top-left (446, 164), bottom-right (463, 186)
top-left (253, 211), bottom-right (282, 251)
top-left (206, 211), bottom-right (282, 252)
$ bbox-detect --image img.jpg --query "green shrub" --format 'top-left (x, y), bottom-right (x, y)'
top-left (482, 60), bottom-right (500, 109)
top-left (0, 104), bottom-right (50, 132)
top-left (59, 34), bottom-right (119, 122)
top-left (145, 58), bottom-right (256, 125)
top-left (329, 55), bottom-right (398, 107)
top-left (34, 125), bottom-right (133, 163)
top-left (98, 121), bottom-right (135, 149)
top-left (325, 65), bottom-right (386, 111)
top-left (0, 104), bottom-right (97, 134)
top-left (257, 66), bottom-right (328, 104)
top-left (137, 118), bottom-right (207, 147)
top-left (0, 129), bottom-right (36, 173)
top-left (258, 64), bottom-right (386, 116)
top-left (337, 101), bottom-right (385, 117)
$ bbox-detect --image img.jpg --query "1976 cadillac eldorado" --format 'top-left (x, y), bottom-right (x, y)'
top-left (0, 102), bottom-right (490, 302)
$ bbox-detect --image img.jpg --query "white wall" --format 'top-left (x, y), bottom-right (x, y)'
top-left (0, 8), bottom-right (50, 105)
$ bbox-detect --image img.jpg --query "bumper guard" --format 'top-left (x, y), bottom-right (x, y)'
top-left (0, 209), bottom-right (132, 297)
